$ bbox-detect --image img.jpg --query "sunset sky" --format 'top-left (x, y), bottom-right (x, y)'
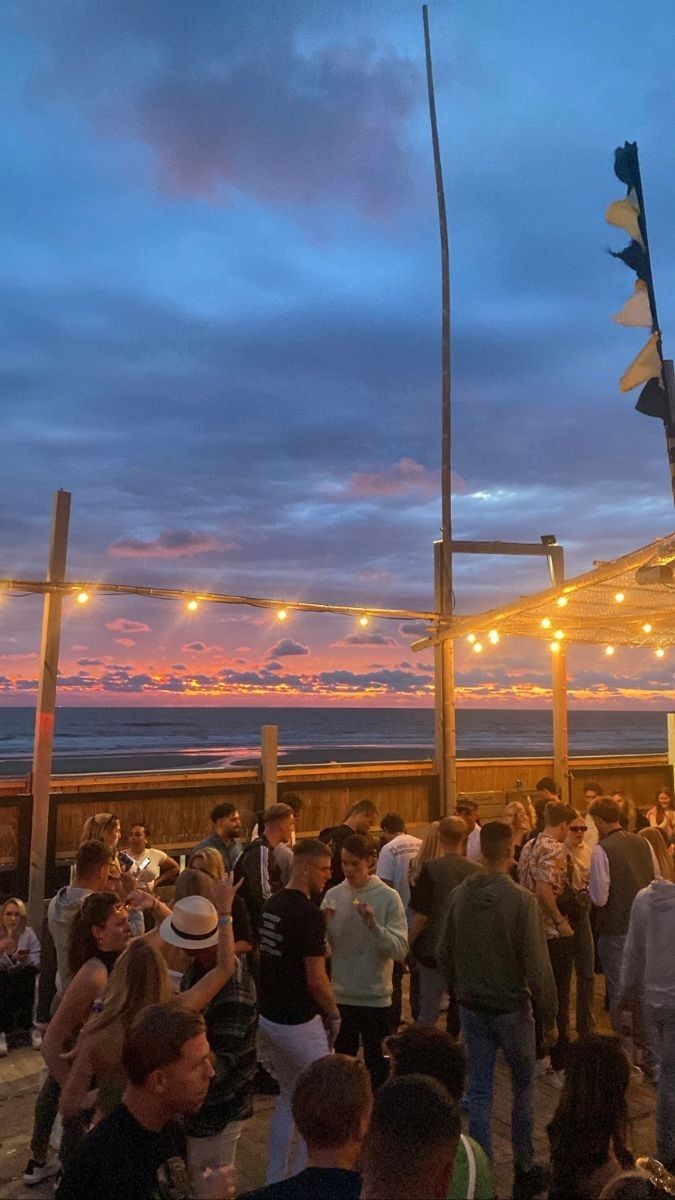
top-left (1, 0), bottom-right (674, 709)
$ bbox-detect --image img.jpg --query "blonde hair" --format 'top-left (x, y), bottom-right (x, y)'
top-left (409, 822), bottom-right (442, 885)
top-left (504, 799), bottom-right (535, 833)
top-left (639, 827), bottom-right (674, 883)
top-left (1, 896), bottom-right (28, 939)
top-left (174, 868), bottom-right (216, 903)
top-left (81, 940), bottom-right (170, 1040)
top-left (188, 846), bottom-right (225, 880)
top-left (80, 812), bottom-right (119, 846)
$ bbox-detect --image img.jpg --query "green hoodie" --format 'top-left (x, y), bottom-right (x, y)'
top-left (322, 876), bottom-right (408, 1007)
top-left (437, 871), bottom-right (556, 1026)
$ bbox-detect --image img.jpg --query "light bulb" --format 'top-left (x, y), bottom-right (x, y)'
top-left (472, 641), bottom-right (483, 654)
top-left (554, 630), bottom-right (564, 640)
top-left (467, 633), bottom-right (476, 645)
top-left (614, 592), bottom-right (625, 604)
top-left (642, 623), bottom-right (652, 634)
top-left (540, 617), bottom-right (552, 630)
top-left (186, 599), bottom-right (198, 612)
top-left (557, 596), bottom-right (568, 608)
top-left (76, 591), bottom-right (89, 605)
top-left (550, 641), bottom-right (561, 653)
top-left (277, 609), bottom-right (288, 621)
top-left (359, 615), bottom-right (369, 627)
top-left (655, 647), bottom-right (665, 658)
top-left (605, 645), bottom-right (615, 656)
top-left (488, 629), bottom-right (500, 645)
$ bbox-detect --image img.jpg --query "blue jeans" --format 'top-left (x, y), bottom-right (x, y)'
top-left (647, 1006), bottom-right (675, 1167)
top-left (597, 934), bottom-right (626, 1017)
top-left (459, 1005), bottom-right (536, 1170)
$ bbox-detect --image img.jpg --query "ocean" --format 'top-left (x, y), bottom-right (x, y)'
top-left (0, 706), bottom-right (668, 776)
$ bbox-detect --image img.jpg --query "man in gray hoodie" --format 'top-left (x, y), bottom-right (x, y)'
top-left (48, 841), bottom-right (111, 998)
top-left (437, 820), bottom-right (555, 1200)
top-left (620, 876), bottom-right (675, 1169)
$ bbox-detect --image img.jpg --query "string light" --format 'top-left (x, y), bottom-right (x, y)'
top-left (472, 641), bottom-right (483, 654)
top-left (467, 633), bottom-right (476, 644)
top-left (605, 645), bottom-right (615, 656)
top-left (642, 623), bottom-right (652, 634)
top-left (554, 629), bottom-right (565, 640)
top-left (359, 615), bottom-right (369, 627)
top-left (76, 591), bottom-right (89, 605)
top-left (655, 647), bottom-right (665, 658)
top-left (488, 629), bottom-right (500, 645)
top-left (186, 599), bottom-right (198, 612)
top-left (550, 641), bottom-right (561, 653)
top-left (614, 592), bottom-right (625, 604)
top-left (557, 597), bottom-right (568, 608)
top-left (540, 617), bottom-right (552, 630)
top-left (277, 609), bottom-right (288, 621)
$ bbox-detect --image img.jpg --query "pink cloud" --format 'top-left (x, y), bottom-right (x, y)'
top-left (114, 637), bottom-right (135, 647)
top-left (105, 618), bottom-right (152, 633)
top-left (322, 459), bottom-right (470, 500)
top-left (108, 529), bottom-right (232, 559)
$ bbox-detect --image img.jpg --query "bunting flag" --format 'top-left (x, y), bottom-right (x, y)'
top-left (612, 280), bottom-right (652, 327)
top-left (619, 332), bottom-right (662, 393)
top-left (606, 196), bottom-right (644, 247)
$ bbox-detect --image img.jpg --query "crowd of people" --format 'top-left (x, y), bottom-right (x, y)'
top-left (0, 780), bottom-right (674, 1199)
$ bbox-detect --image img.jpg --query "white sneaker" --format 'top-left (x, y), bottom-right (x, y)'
top-left (534, 1055), bottom-right (550, 1076)
top-left (0, 1033), bottom-right (8, 1057)
top-left (31, 1028), bottom-right (43, 1050)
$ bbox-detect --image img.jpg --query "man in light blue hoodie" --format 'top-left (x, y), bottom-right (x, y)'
top-left (620, 876), bottom-right (675, 1170)
top-left (321, 834), bottom-right (408, 1089)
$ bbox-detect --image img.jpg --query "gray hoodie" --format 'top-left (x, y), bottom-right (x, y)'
top-left (48, 885), bottom-right (92, 995)
top-left (621, 878), bottom-right (675, 1009)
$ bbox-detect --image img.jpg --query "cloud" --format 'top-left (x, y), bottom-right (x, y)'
top-left (105, 618), bottom-right (152, 633)
top-left (76, 657), bottom-right (104, 666)
top-left (338, 632), bottom-right (398, 646)
top-left (114, 637), bottom-right (135, 647)
top-left (182, 641), bottom-right (206, 652)
top-left (399, 621), bottom-right (430, 637)
top-left (171, 663), bottom-right (187, 671)
top-left (108, 529), bottom-right (231, 558)
top-left (269, 638), bottom-right (310, 657)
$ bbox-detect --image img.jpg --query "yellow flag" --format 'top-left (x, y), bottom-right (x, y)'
top-left (619, 331), bottom-right (662, 392)
top-left (606, 196), bottom-right (644, 247)
top-left (612, 280), bottom-right (652, 328)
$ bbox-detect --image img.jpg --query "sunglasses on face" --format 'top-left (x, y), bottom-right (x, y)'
top-left (570, 825), bottom-right (588, 833)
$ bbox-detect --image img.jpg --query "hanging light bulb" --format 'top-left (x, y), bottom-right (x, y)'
top-left (605, 645), bottom-right (615, 656)
top-left (557, 596), bottom-right (568, 608)
top-left (488, 629), bottom-right (500, 645)
top-left (472, 641), bottom-right (483, 654)
top-left (614, 592), bottom-right (625, 604)
top-left (277, 608), bottom-right (288, 621)
top-left (642, 622), bottom-right (652, 634)
top-left (540, 617), bottom-right (552, 630)
top-left (655, 647), bottom-right (665, 658)
top-left (550, 641), bottom-right (561, 653)
top-left (76, 591), bottom-right (89, 605)
top-left (359, 615), bottom-right (369, 627)
top-left (554, 629), bottom-right (564, 640)
top-left (466, 633), bottom-right (476, 645)
top-left (186, 599), bottom-right (198, 612)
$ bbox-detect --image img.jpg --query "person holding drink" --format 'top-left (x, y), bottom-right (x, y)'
top-left (0, 896), bottom-right (41, 1055)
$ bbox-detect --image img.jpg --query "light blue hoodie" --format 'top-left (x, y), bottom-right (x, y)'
top-left (321, 875), bottom-right (408, 1007)
top-left (621, 878), bottom-right (675, 1009)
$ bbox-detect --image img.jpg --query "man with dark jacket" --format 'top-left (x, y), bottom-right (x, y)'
top-left (588, 794), bottom-right (654, 1035)
top-left (437, 821), bottom-right (555, 1200)
top-left (409, 816), bottom-right (479, 1033)
top-left (319, 801), bottom-right (378, 889)
top-left (234, 804), bottom-right (295, 934)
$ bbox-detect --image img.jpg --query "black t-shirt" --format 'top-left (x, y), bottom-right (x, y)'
top-left (318, 823), bottom-right (353, 887)
top-left (239, 1167), bottom-right (361, 1200)
top-left (259, 888), bottom-right (326, 1024)
top-left (55, 1104), bottom-right (190, 1200)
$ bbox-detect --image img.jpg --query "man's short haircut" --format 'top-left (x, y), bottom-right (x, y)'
top-left (455, 799), bottom-right (478, 814)
top-left (536, 776), bottom-right (558, 794)
top-left (293, 837), bottom-right (331, 861)
top-left (544, 801), bottom-right (573, 827)
top-left (479, 820), bottom-right (513, 861)
top-left (381, 812), bottom-right (405, 835)
top-left (438, 816), bottom-right (468, 845)
top-left (74, 840), bottom-right (112, 877)
top-left (263, 802), bottom-right (294, 826)
top-left (210, 801), bottom-right (238, 824)
top-left (282, 793), bottom-right (304, 814)
top-left (123, 1003), bottom-right (206, 1086)
top-left (345, 799), bottom-right (378, 819)
top-left (584, 782), bottom-right (602, 796)
top-left (588, 795), bottom-right (621, 824)
top-left (342, 833), bottom-right (371, 860)
top-left (292, 1055), bottom-right (372, 1148)
top-left (386, 1026), bottom-right (465, 1100)
top-left (361, 1075), bottom-right (460, 1197)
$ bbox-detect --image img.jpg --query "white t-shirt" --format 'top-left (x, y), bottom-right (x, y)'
top-left (128, 847), bottom-right (170, 890)
top-left (466, 825), bottom-right (482, 863)
top-left (376, 833), bottom-right (422, 910)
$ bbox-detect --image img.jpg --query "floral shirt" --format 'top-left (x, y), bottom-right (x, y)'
top-left (518, 833), bottom-right (569, 939)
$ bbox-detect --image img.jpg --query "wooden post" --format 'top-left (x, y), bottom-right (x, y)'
top-left (434, 541), bottom-right (457, 816)
top-left (261, 725), bottom-right (278, 811)
top-left (548, 549), bottom-right (570, 800)
top-left (667, 713), bottom-right (675, 776)
top-left (28, 490), bottom-right (71, 930)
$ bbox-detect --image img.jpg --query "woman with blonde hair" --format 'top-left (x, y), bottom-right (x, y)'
top-left (504, 798), bottom-right (536, 861)
top-left (188, 846), bottom-right (226, 880)
top-left (0, 897), bottom-right (41, 1056)
top-left (639, 827), bottom-right (674, 883)
top-left (80, 812), bottom-right (143, 935)
top-left (408, 821), bottom-right (442, 888)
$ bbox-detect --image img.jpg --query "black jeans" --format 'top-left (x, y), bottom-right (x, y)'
top-left (335, 1004), bottom-right (393, 1089)
top-left (391, 958), bottom-right (420, 1028)
top-left (0, 965), bottom-right (37, 1035)
top-left (536, 936), bottom-right (575, 1070)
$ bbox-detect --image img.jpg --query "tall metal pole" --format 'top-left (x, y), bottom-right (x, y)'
top-left (27, 490), bottom-right (71, 930)
top-left (424, 6), bottom-right (456, 813)
top-left (548, 548), bottom-right (569, 800)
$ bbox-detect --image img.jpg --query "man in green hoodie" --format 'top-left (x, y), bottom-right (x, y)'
top-left (437, 821), bottom-right (556, 1200)
top-left (321, 834), bottom-right (408, 1088)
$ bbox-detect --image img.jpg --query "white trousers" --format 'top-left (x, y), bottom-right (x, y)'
top-left (187, 1120), bottom-right (243, 1198)
top-left (257, 1014), bottom-right (329, 1183)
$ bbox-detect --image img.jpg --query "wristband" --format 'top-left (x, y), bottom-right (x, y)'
top-left (218, 915), bottom-right (233, 927)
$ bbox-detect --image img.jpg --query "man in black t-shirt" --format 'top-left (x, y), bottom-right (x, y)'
top-left (56, 1004), bottom-right (230, 1200)
top-left (258, 839), bottom-right (341, 1185)
top-left (319, 800), bottom-right (378, 889)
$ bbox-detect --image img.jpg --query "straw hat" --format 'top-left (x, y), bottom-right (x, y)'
top-left (159, 896), bottom-right (220, 950)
